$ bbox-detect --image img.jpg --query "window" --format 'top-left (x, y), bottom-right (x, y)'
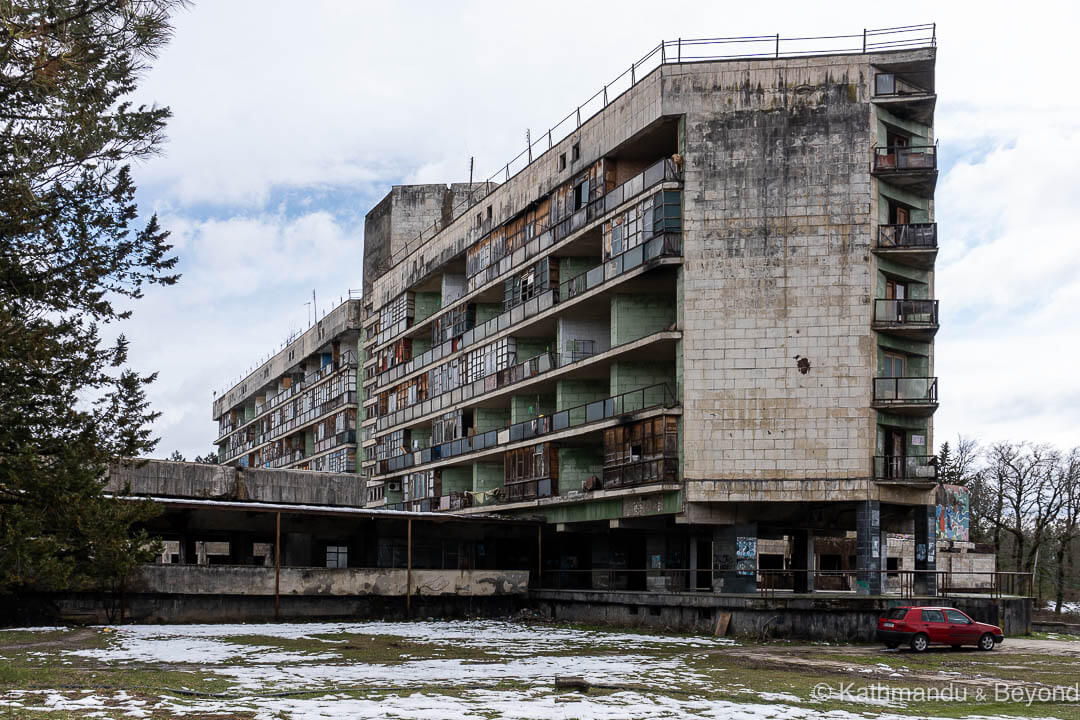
top-left (921, 609), bottom-right (945, 623)
top-left (883, 353), bottom-right (905, 378)
top-left (571, 143), bottom-right (580, 162)
top-left (558, 153), bottom-right (566, 171)
top-left (945, 609), bottom-right (971, 624)
top-left (486, 206), bottom-right (493, 221)
top-left (574, 179), bottom-right (589, 210)
top-left (885, 278), bottom-right (907, 301)
top-left (875, 73), bottom-right (896, 96)
top-left (886, 607), bottom-right (908, 620)
top-left (326, 545), bottom-right (348, 568)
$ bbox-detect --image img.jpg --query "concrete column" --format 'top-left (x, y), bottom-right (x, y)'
top-left (855, 500), bottom-right (883, 595)
top-left (712, 523), bottom-right (757, 594)
top-left (645, 534), bottom-right (666, 592)
top-left (689, 536), bottom-right (698, 591)
top-left (913, 505), bottom-right (937, 596)
top-left (791, 530), bottom-right (815, 594)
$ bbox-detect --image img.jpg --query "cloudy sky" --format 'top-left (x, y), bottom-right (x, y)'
top-left (119, 0), bottom-right (1080, 459)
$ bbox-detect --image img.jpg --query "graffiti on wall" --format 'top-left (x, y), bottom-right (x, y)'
top-left (735, 536), bottom-right (756, 576)
top-left (936, 484), bottom-right (970, 542)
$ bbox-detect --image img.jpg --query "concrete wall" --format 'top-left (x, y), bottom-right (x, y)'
top-left (668, 55), bottom-right (883, 484)
top-left (610, 294), bottom-right (675, 346)
top-left (106, 459), bottom-right (366, 507)
top-left (533, 589), bottom-right (1031, 639)
top-left (131, 564), bottom-right (529, 597)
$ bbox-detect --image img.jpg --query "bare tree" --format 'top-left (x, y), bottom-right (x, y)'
top-left (986, 442), bottom-right (1066, 573)
top-left (1052, 448), bottom-right (1080, 614)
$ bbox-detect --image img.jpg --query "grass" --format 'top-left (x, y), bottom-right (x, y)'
top-left (1, 623), bottom-right (1079, 719)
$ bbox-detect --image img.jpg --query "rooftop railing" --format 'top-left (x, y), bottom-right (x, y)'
top-left (380, 24), bottom-right (935, 272)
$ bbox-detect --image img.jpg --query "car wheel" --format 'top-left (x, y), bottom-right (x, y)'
top-left (910, 633), bottom-right (929, 653)
top-left (978, 633), bottom-right (996, 651)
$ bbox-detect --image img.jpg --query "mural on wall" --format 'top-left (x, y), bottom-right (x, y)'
top-left (936, 484), bottom-right (970, 542)
top-left (735, 536), bottom-right (757, 576)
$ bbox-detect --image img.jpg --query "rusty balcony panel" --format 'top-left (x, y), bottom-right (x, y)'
top-left (872, 145), bottom-right (937, 195)
top-left (875, 223), bottom-right (937, 269)
top-left (874, 454), bottom-right (938, 485)
top-left (872, 299), bottom-right (939, 341)
top-left (872, 377), bottom-right (939, 416)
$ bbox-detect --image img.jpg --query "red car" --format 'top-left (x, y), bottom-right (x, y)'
top-left (876, 606), bottom-right (1004, 652)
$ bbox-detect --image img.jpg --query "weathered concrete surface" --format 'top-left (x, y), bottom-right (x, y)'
top-left (51, 593), bottom-right (523, 624)
top-left (131, 564), bottom-right (529, 597)
top-left (531, 588), bottom-right (1031, 640)
top-left (106, 459), bottom-right (366, 507)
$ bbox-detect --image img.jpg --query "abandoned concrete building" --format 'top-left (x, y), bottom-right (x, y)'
top-left (201, 29), bottom-right (991, 604)
top-left (212, 298), bottom-right (363, 473)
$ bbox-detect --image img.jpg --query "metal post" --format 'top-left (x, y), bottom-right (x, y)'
top-left (661, 41), bottom-right (666, 64)
top-left (406, 518), bottom-right (412, 617)
top-left (274, 511), bottom-right (281, 620)
top-left (603, 85), bottom-right (608, 106)
top-left (505, 163), bottom-right (509, 181)
top-left (547, 129), bottom-right (552, 149)
top-left (775, 33), bottom-right (780, 58)
top-left (537, 525), bottom-right (542, 587)
top-left (631, 63), bottom-right (635, 84)
top-left (576, 106), bottom-right (581, 128)
top-left (526, 129), bottom-right (532, 163)
top-left (862, 29), bottom-right (867, 53)
top-left (677, 37), bottom-right (681, 63)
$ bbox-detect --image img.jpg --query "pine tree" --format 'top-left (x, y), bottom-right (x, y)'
top-left (0, 1), bottom-right (183, 597)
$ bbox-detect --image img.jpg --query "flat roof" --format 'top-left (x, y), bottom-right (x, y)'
top-left (110, 495), bottom-right (538, 525)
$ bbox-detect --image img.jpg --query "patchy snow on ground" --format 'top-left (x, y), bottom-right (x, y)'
top-left (0, 621), bottom-right (1059, 720)
top-left (0, 626), bottom-right (70, 633)
top-left (1044, 601), bottom-right (1080, 614)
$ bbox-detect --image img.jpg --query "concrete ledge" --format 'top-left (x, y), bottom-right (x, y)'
top-left (107, 459), bottom-right (366, 507)
top-left (132, 564), bottom-right (529, 597)
top-left (530, 588), bottom-right (1032, 639)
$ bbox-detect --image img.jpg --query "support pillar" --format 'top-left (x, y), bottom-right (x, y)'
top-left (856, 500), bottom-right (883, 595)
top-left (688, 536), bottom-right (698, 591)
top-left (913, 504), bottom-right (937, 596)
top-left (712, 523), bottom-right (757, 594)
top-left (791, 529), bottom-right (815, 594)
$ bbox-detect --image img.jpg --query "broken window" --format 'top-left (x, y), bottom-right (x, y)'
top-left (326, 545), bottom-right (348, 569)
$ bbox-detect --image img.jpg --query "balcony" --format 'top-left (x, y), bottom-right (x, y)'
top-left (872, 377), bottom-right (938, 416)
top-left (872, 299), bottom-right (939, 341)
top-left (375, 382), bottom-right (678, 478)
top-left (874, 455), bottom-right (938, 487)
top-left (875, 223), bottom-right (937, 268)
top-left (872, 145), bottom-right (937, 195)
top-left (872, 72), bottom-right (935, 125)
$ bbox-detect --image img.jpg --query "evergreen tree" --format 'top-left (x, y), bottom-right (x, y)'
top-left (0, 1), bottom-right (182, 596)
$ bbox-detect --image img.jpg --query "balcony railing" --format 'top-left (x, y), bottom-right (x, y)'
top-left (874, 455), bottom-right (938, 483)
top-left (376, 383), bottom-right (677, 478)
top-left (874, 73), bottom-right (930, 97)
top-left (877, 223), bottom-right (936, 249)
top-left (872, 377), bottom-right (938, 406)
top-left (371, 157), bottom-right (682, 353)
top-left (873, 299), bottom-right (939, 330)
top-left (873, 145), bottom-right (937, 172)
top-left (603, 456), bottom-right (678, 490)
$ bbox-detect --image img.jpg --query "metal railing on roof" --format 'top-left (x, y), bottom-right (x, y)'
top-left (381, 24), bottom-right (935, 271)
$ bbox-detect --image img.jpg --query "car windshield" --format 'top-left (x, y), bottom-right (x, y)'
top-left (886, 608), bottom-right (908, 620)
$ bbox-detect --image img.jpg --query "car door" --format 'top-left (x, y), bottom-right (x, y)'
top-left (921, 609), bottom-right (948, 644)
top-left (944, 609), bottom-right (979, 646)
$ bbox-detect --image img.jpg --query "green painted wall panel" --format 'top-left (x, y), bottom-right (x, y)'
top-left (610, 293), bottom-right (676, 346)
top-left (558, 446), bottom-right (603, 494)
top-left (414, 292), bottom-right (441, 323)
top-left (474, 407), bottom-right (509, 433)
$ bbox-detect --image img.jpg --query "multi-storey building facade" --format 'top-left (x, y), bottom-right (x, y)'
top-left (358, 34), bottom-right (940, 595)
top-left (212, 299), bottom-right (363, 474)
